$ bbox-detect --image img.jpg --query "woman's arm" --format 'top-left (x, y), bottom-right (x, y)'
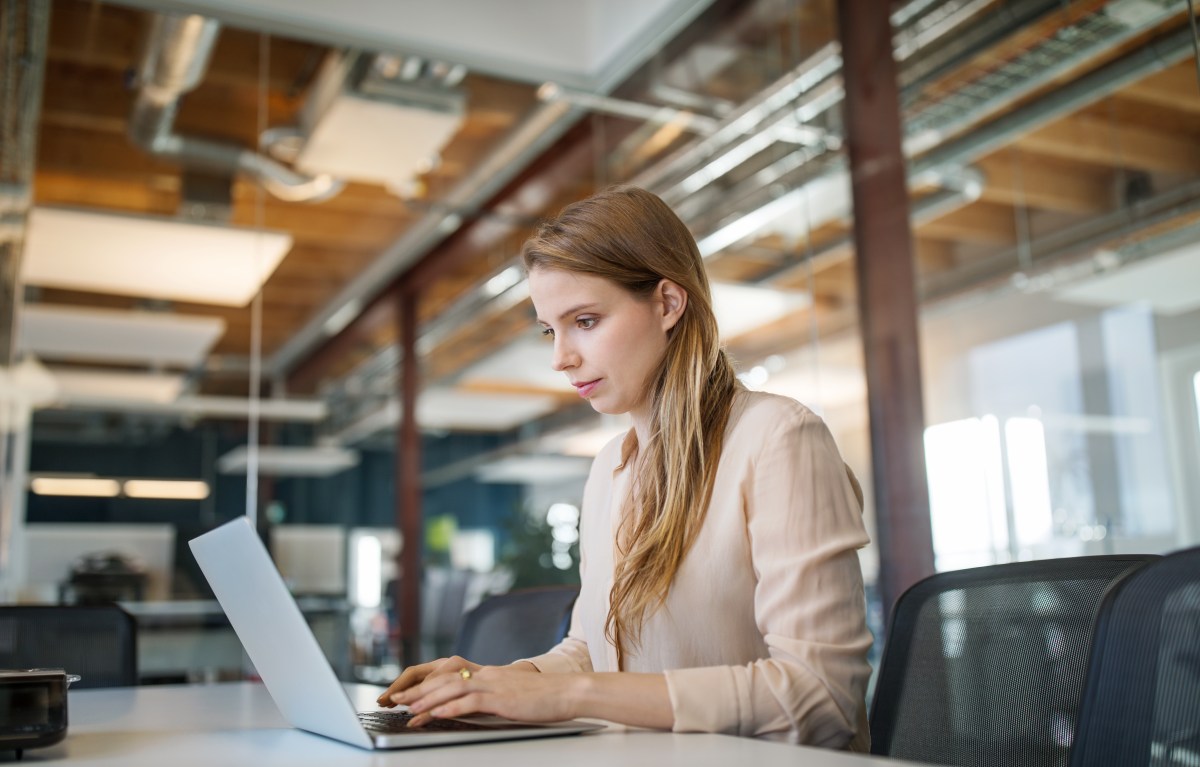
top-left (388, 667), bottom-right (674, 729)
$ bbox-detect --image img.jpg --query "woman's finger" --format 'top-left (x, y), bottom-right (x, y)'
top-left (395, 676), bottom-right (471, 711)
top-left (376, 660), bottom-right (439, 704)
top-left (410, 692), bottom-right (487, 727)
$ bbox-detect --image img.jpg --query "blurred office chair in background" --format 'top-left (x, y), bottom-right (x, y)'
top-left (1070, 546), bottom-right (1200, 767)
top-left (0, 605), bottom-right (138, 688)
top-left (453, 586), bottom-right (578, 667)
top-left (870, 555), bottom-right (1156, 766)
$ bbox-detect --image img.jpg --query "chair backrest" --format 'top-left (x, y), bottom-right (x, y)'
top-left (0, 605), bottom-right (138, 688)
top-left (452, 586), bottom-right (579, 667)
top-left (870, 555), bottom-right (1156, 766)
top-left (1070, 547), bottom-right (1200, 767)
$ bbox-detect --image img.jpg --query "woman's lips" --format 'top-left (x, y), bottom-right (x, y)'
top-left (574, 379), bottom-right (601, 398)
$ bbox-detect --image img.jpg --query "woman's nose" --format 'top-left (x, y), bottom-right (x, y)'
top-left (551, 338), bottom-right (578, 371)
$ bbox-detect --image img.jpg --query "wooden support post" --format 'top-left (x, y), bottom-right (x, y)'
top-left (395, 288), bottom-right (423, 665)
top-left (837, 0), bottom-right (935, 620)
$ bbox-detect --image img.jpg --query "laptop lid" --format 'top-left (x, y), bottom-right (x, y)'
top-left (190, 518), bottom-right (603, 750)
top-left (190, 517), bottom-right (375, 749)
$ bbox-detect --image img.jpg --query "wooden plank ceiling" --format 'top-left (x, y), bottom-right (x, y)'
top-left (26, 0), bottom-right (1200, 425)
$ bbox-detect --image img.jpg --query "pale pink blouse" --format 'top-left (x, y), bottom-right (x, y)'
top-left (522, 389), bottom-right (872, 750)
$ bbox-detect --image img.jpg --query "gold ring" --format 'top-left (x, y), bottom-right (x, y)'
top-left (458, 668), bottom-right (472, 681)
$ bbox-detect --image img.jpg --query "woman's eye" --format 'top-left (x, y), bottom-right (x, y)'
top-left (577, 318), bottom-right (596, 330)
top-left (540, 327), bottom-right (555, 338)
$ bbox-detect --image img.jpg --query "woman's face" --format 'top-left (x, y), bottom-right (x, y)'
top-left (529, 267), bottom-right (681, 421)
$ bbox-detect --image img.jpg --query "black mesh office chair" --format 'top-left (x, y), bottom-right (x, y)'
top-left (0, 605), bottom-right (138, 688)
top-left (1070, 546), bottom-right (1200, 767)
top-left (453, 586), bottom-right (579, 667)
top-left (870, 555), bottom-right (1156, 766)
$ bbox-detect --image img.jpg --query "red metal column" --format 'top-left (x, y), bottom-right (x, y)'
top-left (395, 288), bottom-right (423, 664)
top-left (837, 0), bottom-right (935, 620)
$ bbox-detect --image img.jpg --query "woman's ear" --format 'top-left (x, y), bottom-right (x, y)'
top-left (657, 279), bottom-right (688, 333)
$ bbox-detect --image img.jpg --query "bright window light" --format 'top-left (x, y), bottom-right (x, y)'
top-left (1005, 417), bottom-right (1054, 548)
top-left (354, 535), bottom-right (382, 609)
top-left (924, 418), bottom-right (1008, 571)
top-left (123, 480), bottom-right (210, 500)
top-left (30, 477), bottom-right (120, 497)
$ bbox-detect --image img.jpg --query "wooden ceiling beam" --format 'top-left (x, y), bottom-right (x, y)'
top-left (917, 200), bottom-right (1017, 245)
top-left (1119, 62), bottom-right (1200, 115)
top-left (914, 238), bottom-right (957, 273)
top-left (974, 153), bottom-right (1114, 215)
top-left (1016, 113), bottom-right (1200, 173)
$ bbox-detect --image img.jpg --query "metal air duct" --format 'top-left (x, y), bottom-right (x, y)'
top-left (129, 14), bottom-right (343, 204)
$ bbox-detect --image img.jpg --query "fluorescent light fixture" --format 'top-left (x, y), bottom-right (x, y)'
top-left (52, 368), bottom-right (184, 405)
top-left (123, 479), bottom-right (210, 500)
top-left (20, 304), bottom-right (224, 367)
top-left (296, 93), bottom-right (463, 188)
top-left (217, 445), bottom-right (359, 476)
top-left (23, 207), bottom-right (292, 306)
top-left (30, 477), bottom-right (121, 497)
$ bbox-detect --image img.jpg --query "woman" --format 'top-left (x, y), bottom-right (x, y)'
top-left (379, 185), bottom-right (872, 750)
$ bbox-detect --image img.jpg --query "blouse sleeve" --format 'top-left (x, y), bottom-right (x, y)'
top-left (663, 406), bottom-right (872, 748)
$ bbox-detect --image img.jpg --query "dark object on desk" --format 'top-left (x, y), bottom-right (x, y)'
top-left (60, 552), bottom-right (147, 605)
top-left (1071, 546), bottom-right (1200, 767)
top-left (0, 669), bottom-right (72, 759)
top-left (0, 605), bottom-right (138, 689)
top-left (453, 587), bottom-right (578, 667)
top-left (870, 555), bottom-right (1156, 766)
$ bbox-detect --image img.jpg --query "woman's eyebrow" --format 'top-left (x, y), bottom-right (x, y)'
top-left (535, 303), bottom-right (600, 325)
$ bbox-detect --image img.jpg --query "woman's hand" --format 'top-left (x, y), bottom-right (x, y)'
top-left (376, 655), bottom-right (485, 707)
top-left (387, 665), bottom-right (582, 728)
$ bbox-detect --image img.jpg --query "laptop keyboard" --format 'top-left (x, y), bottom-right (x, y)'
top-left (358, 710), bottom-right (528, 733)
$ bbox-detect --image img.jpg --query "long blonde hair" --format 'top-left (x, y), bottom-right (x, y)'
top-left (522, 185), bottom-right (739, 665)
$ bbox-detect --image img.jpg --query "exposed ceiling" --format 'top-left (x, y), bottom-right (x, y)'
top-left (6, 0), bottom-right (1200, 461)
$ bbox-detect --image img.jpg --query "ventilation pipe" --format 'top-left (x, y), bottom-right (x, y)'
top-left (129, 14), bottom-right (343, 203)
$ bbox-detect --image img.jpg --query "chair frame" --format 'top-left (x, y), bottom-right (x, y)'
top-left (870, 554), bottom-right (1157, 758)
top-left (1070, 547), bottom-right (1200, 767)
top-left (0, 604), bottom-right (138, 688)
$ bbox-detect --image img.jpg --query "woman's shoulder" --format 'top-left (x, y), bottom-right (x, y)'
top-left (729, 388), bottom-right (819, 435)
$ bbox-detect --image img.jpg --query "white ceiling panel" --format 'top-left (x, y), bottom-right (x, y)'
top-left (217, 446), bottom-right (360, 476)
top-left (111, 0), bottom-right (711, 88)
top-left (51, 368), bottom-right (186, 405)
top-left (420, 388), bottom-right (560, 431)
top-left (23, 208), bottom-right (291, 307)
top-left (20, 304), bottom-right (225, 367)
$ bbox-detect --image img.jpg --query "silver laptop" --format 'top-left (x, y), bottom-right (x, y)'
top-left (190, 517), bottom-right (603, 749)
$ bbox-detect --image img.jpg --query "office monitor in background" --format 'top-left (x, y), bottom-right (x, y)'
top-left (189, 517), bottom-right (603, 750)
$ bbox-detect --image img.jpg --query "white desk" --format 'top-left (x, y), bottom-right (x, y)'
top-left (26, 682), bottom-right (917, 766)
